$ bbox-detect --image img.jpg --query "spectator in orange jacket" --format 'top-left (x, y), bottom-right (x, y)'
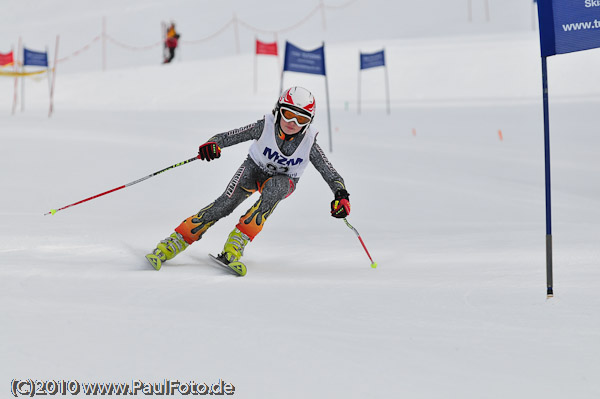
top-left (164, 23), bottom-right (180, 64)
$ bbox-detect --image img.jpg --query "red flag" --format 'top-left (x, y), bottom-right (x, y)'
top-left (256, 40), bottom-right (278, 56)
top-left (0, 51), bottom-right (14, 66)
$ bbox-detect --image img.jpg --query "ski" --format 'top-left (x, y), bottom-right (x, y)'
top-left (144, 252), bottom-right (246, 276)
top-left (208, 254), bottom-right (247, 277)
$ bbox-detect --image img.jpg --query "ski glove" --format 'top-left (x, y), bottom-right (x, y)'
top-left (198, 142), bottom-right (221, 161)
top-left (331, 189), bottom-right (351, 218)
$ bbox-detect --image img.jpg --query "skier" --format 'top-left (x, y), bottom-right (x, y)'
top-left (145, 87), bottom-right (351, 276)
top-left (163, 22), bottom-right (180, 64)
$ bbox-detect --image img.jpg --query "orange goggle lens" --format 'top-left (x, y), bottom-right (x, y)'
top-left (280, 107), bottom-right (311, 126)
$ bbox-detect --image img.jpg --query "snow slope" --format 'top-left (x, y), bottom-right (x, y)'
top-left (2, 2), bottom-right (600, 398)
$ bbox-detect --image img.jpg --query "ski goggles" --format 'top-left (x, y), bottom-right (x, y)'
top-left (279, 107), bottom-right (312, 126)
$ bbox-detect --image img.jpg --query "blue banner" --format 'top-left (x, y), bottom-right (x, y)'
top-left (360, 50), bottom-right (385, 70)
top-left (538, 0), bottom-right (600, 57)
top-left (283, 42), bottom-right (326, 76)
top-left (23, 48), bottom-right (48, 67)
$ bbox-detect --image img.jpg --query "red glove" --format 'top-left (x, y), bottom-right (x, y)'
top-left (331, 189), bottom-right (350, 218)
top-left (198, 142), bottom-right (221, 161)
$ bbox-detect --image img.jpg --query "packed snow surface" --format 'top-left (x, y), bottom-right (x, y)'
top-left (2, 1), bottom-right (600, 398)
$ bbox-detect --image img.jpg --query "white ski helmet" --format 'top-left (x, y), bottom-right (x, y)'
top-left (274, 87), bottom-right (316, 134)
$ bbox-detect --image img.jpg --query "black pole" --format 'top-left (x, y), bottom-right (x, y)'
top-left (323, 41), bottom-right (333, 153)
top-left (357, 54), bottom-right (361, 115)
top-left (384, 53), bottom-right (391, 115)
top-left (541, 55), bottom-right (554, 298)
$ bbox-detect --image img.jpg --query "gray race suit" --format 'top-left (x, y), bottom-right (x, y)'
top-left (174, 114), bottom-right (347, 243)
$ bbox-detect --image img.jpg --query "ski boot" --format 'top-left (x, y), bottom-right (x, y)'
top-left (213, 228), bottom-right (249, 276)
top-left (145, 232), bottom-right (189, 270)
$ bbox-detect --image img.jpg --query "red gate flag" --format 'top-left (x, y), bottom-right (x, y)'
top-left (256, 40), bottom-right (278, 56)
top-left (0, 51), bottom-right (14, 66)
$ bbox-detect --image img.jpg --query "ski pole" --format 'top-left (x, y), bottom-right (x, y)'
top-left (343, 218), bottom-right (377, 268)
top-left (44, 156), bottom-right (199, 216)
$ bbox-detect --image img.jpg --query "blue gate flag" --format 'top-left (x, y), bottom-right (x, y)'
top-left (360, 50), bottom-right (385, 70)
top-left (283, 42), bottom-right (326, 76)
top-left (23, 48), bottom-right (48, 67)
top-left (538, 0), bottom-right (600, 57)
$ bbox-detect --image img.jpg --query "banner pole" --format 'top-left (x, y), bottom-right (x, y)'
top-left (279, 41), bottom-right (285, 95)
top-left (12, 42), bottom-right (18, 115)
top-left (323, 42), bottom-right (333, 153)
top-left (541, 55), bottom-right (554, 298)
top-left (46, 45), bottom-right (51, 109)
top-left (357, 53), bottom-right (361, 115)
top-left (254, 37), bottom-right (257, 94)
top-left (275, 33), bottom-right (281, 75)
top-left (21, 41), bottom-right (25, 112)
top-left (279, 68), bottom-right (284, 96)
top-left (49, 35), bottom-right (59, 117)
top-left (384, 48), bottom-right (390, 115)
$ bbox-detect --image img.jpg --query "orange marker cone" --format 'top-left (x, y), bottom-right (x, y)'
top-left (498, 129), bottom-right (503, 141)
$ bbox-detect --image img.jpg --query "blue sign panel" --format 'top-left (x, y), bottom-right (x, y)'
top-left (538, 0), bottom-right (600, 56)
top-left (283, 42), bottom-right (326, 76)
top-left (360, 50), bottom-right (385, 70)
top-left (23, 48), bottom-right (48, 67)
